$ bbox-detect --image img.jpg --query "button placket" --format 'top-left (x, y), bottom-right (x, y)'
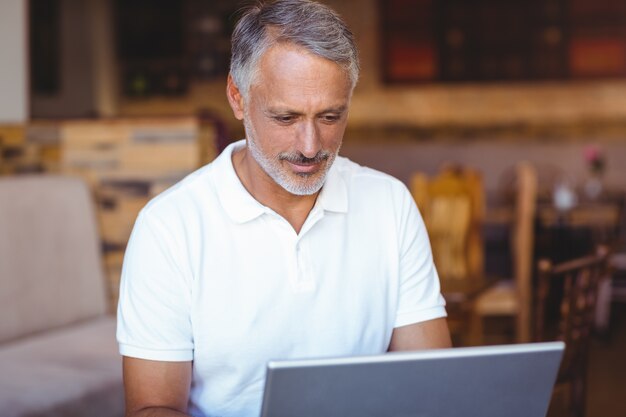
top-left (263, 206), bottom-right (321, 293)
top-left (293, 237), bottom-right (315, 292)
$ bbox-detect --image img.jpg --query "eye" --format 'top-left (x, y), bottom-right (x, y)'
top-left (321, 113), bottom-right (341, 123)
top-left (273, 115), bottom-right (296, 124)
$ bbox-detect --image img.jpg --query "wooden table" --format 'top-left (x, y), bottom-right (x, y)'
top-left (486, 191), bottom-right (625, 254)
top-left (537, 194), bottom-right (624, 263)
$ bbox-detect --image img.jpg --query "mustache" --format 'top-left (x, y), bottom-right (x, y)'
top-left (279, 151), bottom-right (331, 164)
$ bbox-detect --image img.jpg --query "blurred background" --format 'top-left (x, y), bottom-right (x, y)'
top-left (4, 0), bottom-right (626, 195)
top-left (1, 1), bottom-right (626, 417)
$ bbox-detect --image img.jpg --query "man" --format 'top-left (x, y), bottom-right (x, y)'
top-left (117, 1), bottom-right (451, 416)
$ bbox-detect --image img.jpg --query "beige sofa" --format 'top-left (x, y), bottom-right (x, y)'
top-left (0, 175), bottom-right (123, 417)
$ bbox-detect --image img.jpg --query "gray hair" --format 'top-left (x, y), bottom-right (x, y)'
top-left (230, 0), bottom-right (360, 100)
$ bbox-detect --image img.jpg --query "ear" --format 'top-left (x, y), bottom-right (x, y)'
top-left (226, 74), bottom-right (245, 121)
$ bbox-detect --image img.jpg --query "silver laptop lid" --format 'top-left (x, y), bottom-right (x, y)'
top-left (261, 342), bottom-right (564, 417)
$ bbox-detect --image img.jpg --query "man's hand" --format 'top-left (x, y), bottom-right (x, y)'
top-left (123, 357), bottom-right (192, 417)
top-left (388, 317), bottom-right (452, 351)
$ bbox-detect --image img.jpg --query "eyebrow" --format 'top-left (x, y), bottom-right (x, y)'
top-left (318, 105), bottom-right (348, 115)
top-left (265, 105), bottom-right (348, 117)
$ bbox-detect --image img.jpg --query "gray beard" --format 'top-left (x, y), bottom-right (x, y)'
top-left (244, 120), bottom-right (338, 196)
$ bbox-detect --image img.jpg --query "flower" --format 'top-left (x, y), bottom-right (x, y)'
top-left (583, 144), bottom-right (606, 175)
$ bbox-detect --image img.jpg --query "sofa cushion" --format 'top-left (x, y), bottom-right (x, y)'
top-left (0, 176), bottom-right (108, 343)
top-left (0, 317), bottom-right (123, 417)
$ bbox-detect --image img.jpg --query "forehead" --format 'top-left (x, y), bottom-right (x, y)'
top-left (250, 43), bottom-right (352, 109)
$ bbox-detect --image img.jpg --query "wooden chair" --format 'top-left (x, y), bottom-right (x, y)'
top-left (410, 166), bottom-right (485, 345)
top-left (410, 165), bottom-right (485, 282)
top-left (471, 161), bottom-right (538, 344)
top-left (534, 246), bottom-right (610, 417)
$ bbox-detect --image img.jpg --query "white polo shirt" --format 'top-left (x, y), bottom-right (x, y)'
top-left (117, 140), bottom-right (446, 417)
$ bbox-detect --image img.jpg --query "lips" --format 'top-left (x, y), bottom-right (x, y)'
top-left (281, 152), bottom-right (329, 176)
top-left (286, 160), bottom-right (321, 175)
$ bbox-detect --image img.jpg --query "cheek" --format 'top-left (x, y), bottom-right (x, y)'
top-left (252, 121), bottom-right (295, 152)
top-left (247, 115), bottom-right (272, 142)
top-left (319, 123), bottom-right (347, 149)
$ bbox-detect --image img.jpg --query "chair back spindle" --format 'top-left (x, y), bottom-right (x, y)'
top-left (513, 161), bottom-right (538, 342)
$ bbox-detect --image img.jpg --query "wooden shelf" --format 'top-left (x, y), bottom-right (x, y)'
top-left (380, 0), bottom-right (626, 83)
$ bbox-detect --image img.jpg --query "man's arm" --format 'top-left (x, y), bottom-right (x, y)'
top-left (123, 357), bottom-right (192, 417)
top-left (388, 317), bottom-right (452, 351)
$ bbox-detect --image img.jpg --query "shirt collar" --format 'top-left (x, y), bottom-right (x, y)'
top-left (213, 140), bottom-right (266, 224)
top-left (315, 158), bottom-right (348, 214)
top-left (213, 140), bottom-right (349, 224)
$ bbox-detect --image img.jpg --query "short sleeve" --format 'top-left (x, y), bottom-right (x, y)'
top-left (394, 185), bottom-right (447, 328)
top-left (116, 210), bottom-right (194, 361)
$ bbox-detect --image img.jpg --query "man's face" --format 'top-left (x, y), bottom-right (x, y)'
top-left (231, 43), bottom-right (353, 196)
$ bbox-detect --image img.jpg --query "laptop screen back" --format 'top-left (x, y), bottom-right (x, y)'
top-left (260, 342), bottom-right (564, 417)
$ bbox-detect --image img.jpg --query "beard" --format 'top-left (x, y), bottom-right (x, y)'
top-left (244, 118), bottom-right (339, 196)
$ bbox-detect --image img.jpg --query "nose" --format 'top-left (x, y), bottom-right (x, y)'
top-left (296, 120), bottom-right (322, 158)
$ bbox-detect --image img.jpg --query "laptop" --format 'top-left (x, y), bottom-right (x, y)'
top-left (260, 342), bottom-right (564, 417)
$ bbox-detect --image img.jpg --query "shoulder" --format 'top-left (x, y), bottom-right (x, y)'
top-left (333, 155), bottom-right (410, 198)
top-left (141, 140), bottom-right (240, 221)
top-left (141, 163), bottom-right (215, 220)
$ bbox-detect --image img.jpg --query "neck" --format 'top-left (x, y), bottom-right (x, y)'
top-left (232, 146), bottom-right (319, 234)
